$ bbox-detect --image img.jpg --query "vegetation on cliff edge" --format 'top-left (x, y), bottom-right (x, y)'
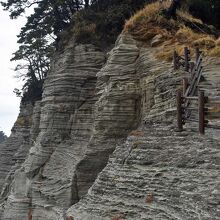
top-left (1, 0), bottom-right (220, 102)
top-left (124, 1), bottom-right (220, 61)
top-left (1, 0), bottom-right (150, 103)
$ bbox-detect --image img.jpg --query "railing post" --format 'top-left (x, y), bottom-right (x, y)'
top-left (189, 61), bottom-right (195, 74)
top-left (182, 77), bottom-right (188, 95)
top-left (195, 47), bottom-right (200, 62)
top-left (176, 90), bottom-right (183, 131)
top-left (198, 90), bottom-right (205, 134)
top-left (184, 47), bottom-right (190, 72)
top-left (173, 50), bottom-right (178, 70)
top-left (28, 208), bottom-right (32, 220)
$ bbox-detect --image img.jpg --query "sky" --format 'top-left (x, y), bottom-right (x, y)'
top-left (0, 8), bottom-right (26, 136)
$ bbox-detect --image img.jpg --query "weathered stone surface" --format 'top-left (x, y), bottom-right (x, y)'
top-left (150, 34), bottom-right (164, 47)
top-left (0, 103), bottom-right (32, 189)
top-left (68, 123), bottom-right (220, 220)
top-left (75, 34), bottom-right (142, 201)
top-left (66, 35), bottom-right (220, 219)
top-left (21, 34), bottom-right (144, 219)
top-left (1, 31), bottom-right (220, 220)
top-left (1, 38), bottom-right (107, 219)
top-left (0, 101), bottom-right (41, 218)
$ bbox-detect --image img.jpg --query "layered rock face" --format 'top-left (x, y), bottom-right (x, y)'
top-left (1, 34), bottom-right (149, 219)
top-left (69, 123), bottom-right (220, 220)
top-left (2, 34), bottom-right (147, 219)
top-left (1, 39), bottom-right (107, 219)
top-left (1, 31), bottom-right (219, 220)
top-left (22, 35), bottom-right (147, 219)
top-left (67, 35), bottom-right (220, 219)
top-left (0, 101), bottom-right (41, 216)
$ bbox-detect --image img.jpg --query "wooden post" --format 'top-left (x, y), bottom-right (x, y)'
top-left (173, 50), bottom-right (178, 70)
top-left (66, 216), bottom-right (74, 220)
top-left (184, 47), bottom-right (189, 72)
top-left (28, 208), bottom-right (32, 220)
top-left (195, 47), bottom-right (200, 62)
top-left (189, 62), bottom-right (195, 74)
top-left (182, 77), bottom-right (188, 95)
top-left (176, 90), bottom-right (183, 131)
top-left (198, 90), bottom-right (205, 134)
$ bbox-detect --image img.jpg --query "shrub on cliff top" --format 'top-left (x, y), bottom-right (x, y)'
top-left (1, 0), bottom-right (152, 102)
top-left (124, 1), bottom-right (220, 61)
top-left (71, 0), bottom-right (152, 46)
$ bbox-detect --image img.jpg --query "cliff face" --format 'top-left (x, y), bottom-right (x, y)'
top-left (0, 101), bottom-right (41, 216)
top-left (66, 35), bottom-right (220, 219)
top-left (4, 33), bottom-right (149, 219)
top-left (1, 37), bottom-right (107, 219)
top-left (0, 31), bottom-right (219, 220)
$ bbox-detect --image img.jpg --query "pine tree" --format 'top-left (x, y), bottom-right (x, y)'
top-left (6, 0), bottom-right (219, 103)
top-left (1, 0), bottom-right (85, 102)
top-left (1, 0), bottom-right (150, 103)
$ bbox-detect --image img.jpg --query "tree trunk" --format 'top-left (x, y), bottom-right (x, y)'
top-left (167, 0), bottom-right (181, 19)
top-left (84, 0), bottom-right (89, 8)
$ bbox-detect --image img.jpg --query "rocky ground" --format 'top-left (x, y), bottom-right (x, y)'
top-left (68, 122), bottom-right (220, 219)
top-left (66, 38), bottom-right (220, 220)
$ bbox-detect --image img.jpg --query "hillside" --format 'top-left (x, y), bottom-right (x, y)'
top-left (0, 1), bottom-right (219, 219)
top-left (124, 1), bottom-right (220, 60)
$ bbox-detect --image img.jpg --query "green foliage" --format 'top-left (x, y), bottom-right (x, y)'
top-left (11, 38), bottom-right (53, 103)
top-left (72, 10), bottom-right (98, 44)
top-left (1, 0), bottom-right (84, 102)
top-left (73, 0), bottom-right (151, 45)
top-left (1, 0), bottom-right (151, 103)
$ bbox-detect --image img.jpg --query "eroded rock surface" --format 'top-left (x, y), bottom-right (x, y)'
top-left (0, 101), bottom-right (41, 217)
top-left (1, 40), bottom-right (107, 219)
top-left (1, 32), bottom-right (219, 220)
top-left (66, 35), bottom-right (220, 219)
top-left (68, 123), bottom-right (220, 220)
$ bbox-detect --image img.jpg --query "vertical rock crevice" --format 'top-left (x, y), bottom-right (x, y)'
top-left (1, 39), bottom-right (109, 219)
top-left (74, 34), bottom-right (143, 200)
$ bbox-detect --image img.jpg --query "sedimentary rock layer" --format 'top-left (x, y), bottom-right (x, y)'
top-left (1, 31), bottom-right (219, 220)
top-left (67, 35), bottom-right (220, 219)
top-left (0, 101), bottom-right (41, 217)
top-left (68, 123), bottom-right (220, 220)
top-left (2, 40), bottom-right (107, 219)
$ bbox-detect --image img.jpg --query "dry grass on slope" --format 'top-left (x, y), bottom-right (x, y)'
top-left (124, 1), bottom-right (220, 61)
